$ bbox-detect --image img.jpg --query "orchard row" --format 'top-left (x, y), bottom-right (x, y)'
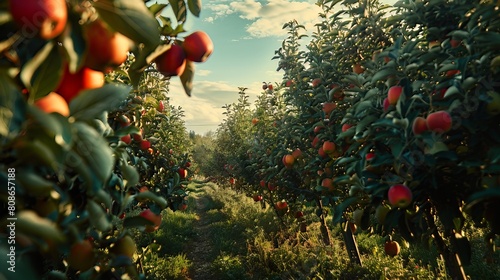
top-left (1, 0), bottom-right (212, 279)
top-left (211, 1), bottom-right (500, 278)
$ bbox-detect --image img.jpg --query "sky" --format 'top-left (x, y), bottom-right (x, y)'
top-left (163, 0), bottom-right (398, 135)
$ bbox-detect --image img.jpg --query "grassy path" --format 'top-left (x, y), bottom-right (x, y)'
top-left (186, 194), bottom-right (218, 280)
top-left (139, 181), bottom-right (499, 279)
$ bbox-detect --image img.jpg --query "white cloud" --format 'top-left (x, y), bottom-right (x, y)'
top-left (230, 0), bottom-right (262, 20)
top-left (196, 69), bottom-right (212, 76)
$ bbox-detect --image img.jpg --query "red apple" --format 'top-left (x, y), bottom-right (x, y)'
top-left (9, 0), bottom-right (67, 40)
top-left (121, 134), bottom-right (131, 144)
top-left (352, 63), bottom-right (365, 74)
top-left (342, 123), bottom-right (353, 132)
top-left (312, 136), bottom-right (321, 148)
top-left (282, 154), bottom-right (295, 168)
top-left (132, 129), bottom-right (143, 142)
top-left (182, 31), bottom-right (213, 62)
top-left (155, 44), bottom-right (186, 76)
top-left (314, 125), bottom-right (324, 134)
top-left (291, 148), bottom-right (302, 159)
top-left (322, 141), bottom-right (336, 154)
top-left (157, 101), bottom-right (165, 112)
top-left (252, 118), bottom-right (259, 125)
top-left (140, 140), bottom-right (151, 150)
top-left (178, 168), bottom-right (188, 179)
top-left (384, 240), bottom-right (401, 257)
top-left (365, 152), bottom-right (375, 161)
top-left (388, 184), bottom-right (412, 208)
top-left (426, 111), bottom-right (452, 133)
top-left (318, 147), bottom-right (327, 158)
top-left (260, 180), bottom-right (266, 188)
top-left (322, 102), bottom-right (337, 115)
top-left (285, 80), bottom-right (294, 87)
top-left (387, 86), bottom-right (403, 105)
top-left (268, 84), bottom-right (274, 91)
top-left (139, 209), bottom-right (162, 232)
top-left (312, 78), bottom-right (322, 88)
top-left (253, 194), bottom-right (263, 202)
top-left (67, 239), bottom-right (95, 271)
top-left (383, 98), bottom-right (391, 111)
top-left (275, 201), bottom-right (288, 210)
top-left (412, 117), bottom-right (428, 135)
top-left (321, 178), bottom-right (334, 191)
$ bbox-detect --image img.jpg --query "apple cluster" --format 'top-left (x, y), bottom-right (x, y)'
top-left (155, 31), bottom-right (214, 77)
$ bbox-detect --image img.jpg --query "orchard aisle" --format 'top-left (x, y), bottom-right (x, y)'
top-left (186, 191), bottom-right (218, 280)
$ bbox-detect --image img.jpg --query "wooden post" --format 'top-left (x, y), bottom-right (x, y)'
top-left (342, 221), bottom-right (362, 266)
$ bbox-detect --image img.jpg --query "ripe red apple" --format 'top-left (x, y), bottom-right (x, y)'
top-left (352, 63), bottom-right (365, 74)
top-left (178, 168), bottom-right (188, 179)
top-left (182, 31), bottom-right (213, 62)
top-left (84, 19), bottom-right (131, 71)
top-left (260, 180), bottom-right (266, 188)
top-left (312, 78), bottom-right (322, 88)
top-left (121, 134), bottom-right (131, 144)
top-left (267, 182), bottom-right (277, 191)
top-left (268, 84), bottom-right (274, 91)
top-left (387, 86), bottom-right (403, 105)
top-left (446, 69), bottom-right (461, 77)
top-left (139, 209), bottom-right (162, 232)
top-left (314, 125), bottom-right (324, 134)
top-left (67, 240), bottom-right (95, 271)
top-left (318, 147), bottom-right (327, 158)
top-left (450, 39), bottom-right (461, 48)
top-left (35, 92), bottom-right (70, 116)
top-left (155, 44), bottom-right (186, 76)
top-left (312, 136), bottom-right (320, 148)
top-left (322, 141), bottom-right (336, 154)
top-left (384, 240), bottom-right (401, 257)
top-left (252, 118), bottom-right (259, 125)
top-left (253, 194), bottom-right (263, 202)
top-left (388, 184), bottom-right (412, 208)
top-left (178, 203), bottom-right (188, 211)
top-left (365, 152), bottom-right (375, 161)
top-left (321, 178), bottom-right (334, 191)
top-left (9, 0), bottom-right (67, 40)
top-left (140, 140), bottom-right (151, 150)
top-left (56, 65), bottom-right (105, 103)
top-left (383, 97), bottom-right (390, 111)
top-left (282, 154), bottom-right (295, 168)
top-left (275, 201), bottom-right (288, 210)
top-left (341, 123), bottom-right (353, 132)
top-left (291, 148), bottom-right (302, 159)
top-left (322, 102), bottom-right (337, 115)
top-left (412, 117), bottom-right (428, 135)
top-left (426, 111), bottom-right (452, 133)
top-left (285, 80), bottom-right (294, 87)
top-left (157, 101), bottom-right (165, 112)
top-left (132, 128), bottom-right (143, 142)
top-left (229, 177), bottom-right (236, 184)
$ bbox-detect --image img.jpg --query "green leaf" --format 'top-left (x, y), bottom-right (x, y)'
top-left (187, 0), bottom-right (202, 17)
top-left (16, 210), bottom-right (66, 243)
top-left (20, 41), bottom-right (63, 99)
top-left (93, 0), bottom-right (161, 48)
top-left (72, 122), bottom-right (114, 183)
top-left (134, 191), bottom-right (168, 209)
top-left (86, 200), bottom-right (112, 231)
top-left (121, 164), bottom-right (139, 189)
top-left (148, 3), bottom-right (168, 17)
top-left (16, 170), bottom-right (54, 196)
top-left (371, 67), bottom-right (397, 84)
top-left (62, 10), bottom-right (87, 72)
top-left (168, 0), bottom-right (187, 23)
top-left (69, 84), bottom-right (131, 121)
top-left (180, 60), bottom-right (195, 96)
top-left (332, 197), bottom-right (358, 224)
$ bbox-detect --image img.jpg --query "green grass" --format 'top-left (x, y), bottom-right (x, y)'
top-left (133, 182), bottom-right (500, 280)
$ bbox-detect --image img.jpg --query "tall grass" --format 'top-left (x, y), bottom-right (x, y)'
top-left (135, 182), bottom-right (499, 279)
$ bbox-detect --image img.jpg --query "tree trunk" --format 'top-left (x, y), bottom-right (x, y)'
top-left (426, 210), bottom-right (467, 280)
top-left (316, 198), bottom-right (332, 246)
